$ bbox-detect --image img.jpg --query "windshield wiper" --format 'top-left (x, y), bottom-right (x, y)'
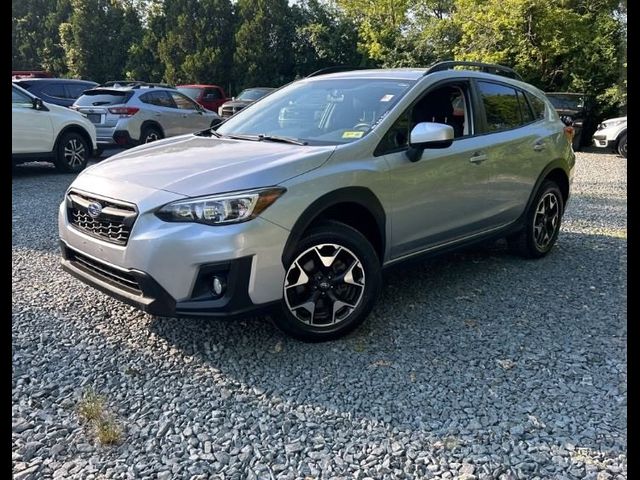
top-left (257, 134), bottom-right (308, 146)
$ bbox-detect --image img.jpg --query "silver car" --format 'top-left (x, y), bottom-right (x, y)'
top-left (59, 62), bottom-right (575, 341)
top-left (72, 83), bottom-right (220, 151)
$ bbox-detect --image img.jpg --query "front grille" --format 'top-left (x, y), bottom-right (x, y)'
top-left (67, 190), bottom-right (137, 246)
top-left (68, 248), bottom-right (141, 294)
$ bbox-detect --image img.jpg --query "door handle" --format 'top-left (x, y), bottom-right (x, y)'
top-left (533, 141), bottom-right (546, 151)
top-left (469, 152), bottom-right (488, 164)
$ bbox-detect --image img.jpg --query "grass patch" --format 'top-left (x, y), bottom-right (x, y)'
top-left (76, 387), bottom-right (123, 446)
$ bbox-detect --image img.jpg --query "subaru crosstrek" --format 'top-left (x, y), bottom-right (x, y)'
top-left (59, 62), bottom-right (575, 341)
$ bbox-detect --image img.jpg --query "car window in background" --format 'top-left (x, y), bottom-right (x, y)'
top-left (204, 88), bottom-right (222, 99)
top-left (177, 87), bottom-right (201, 100)
top-left (170, 91), bottom-right (199, 110)
top-left (547, 95), bottom-right (584, 110)
top-left (66, 84), bottom-right (93, 99)
top-left (42, 84), bottom-right (66, 99)
top-left (12, 86), bottom-right (32, 107)
top-left (236, 89), bottom-right (271, 101)
top-left (477, 81), bottom-right (523, 131)
top-left (75, 89), bottom-right (131, 106)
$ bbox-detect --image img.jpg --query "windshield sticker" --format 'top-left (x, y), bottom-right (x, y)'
top-left (342, 131), bottom-right (365, 139)
top-left (380, 94), bottom-right (395, 102)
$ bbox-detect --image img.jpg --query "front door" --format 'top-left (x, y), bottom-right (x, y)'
top-left (378, 81), bottom-right (496, 259)
top-left (12, 86), bottom-right (54, 154)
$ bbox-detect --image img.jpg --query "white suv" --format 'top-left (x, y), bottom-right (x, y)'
top-left (593, 116), bottom-right (627, 158)
top-left (12, 84), bottom-right (97, 172)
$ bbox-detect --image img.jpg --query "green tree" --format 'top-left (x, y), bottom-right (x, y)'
top-left (234, 0), bottom-right (295, 91)
top-left (59, 0), bottom-right (142, 83)
top-left (155, 0), bottom-right (235, 86)
top-left (291, 0), bottom-right (362, 76)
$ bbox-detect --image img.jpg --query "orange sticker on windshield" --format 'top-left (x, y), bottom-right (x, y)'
top-left (342, 131), bottom-right (364, 139)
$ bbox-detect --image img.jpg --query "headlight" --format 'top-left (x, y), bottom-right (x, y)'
top-left (155, 187), bottom-right (286, 226)
top-left (599, 119), bottom-right (626, 130)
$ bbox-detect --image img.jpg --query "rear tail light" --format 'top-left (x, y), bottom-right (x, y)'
top-left (564, 126), bottom-right (575, 142)
top-left (108, 107), bottom-right (139, 117)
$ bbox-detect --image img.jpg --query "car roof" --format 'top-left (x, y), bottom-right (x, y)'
top-left (13, 78), bottom-right (97, 84)
top-left (177, 84), bottom-right (222, 88)
top-left (306, 68), bottom-right (428, 81)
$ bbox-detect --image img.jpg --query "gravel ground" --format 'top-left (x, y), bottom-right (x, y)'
top-left (12, 148), bottom-right (626, 480)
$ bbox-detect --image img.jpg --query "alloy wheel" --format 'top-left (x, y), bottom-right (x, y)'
top-left (63, 138), bottom-right (86, 168)
top-left (533, 192), bottom-right (560, 250)
top-left (284, 243), bottom-right (365, 326)
top-left (144, 131), bottom-right (159, 143)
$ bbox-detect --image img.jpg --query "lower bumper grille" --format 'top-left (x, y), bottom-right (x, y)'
top-left (68, 248), bottom-right (141, 294)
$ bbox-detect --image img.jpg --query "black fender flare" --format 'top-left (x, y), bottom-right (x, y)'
top-left (281, 187), bottom-right (386, 266)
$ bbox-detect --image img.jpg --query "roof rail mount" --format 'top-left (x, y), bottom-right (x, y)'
top-left (101, 80), bottom-right (176, 89)
top-left (425, 61), bottom-right (523, 81)
top-left (306, 66), bottom-right (368, 78)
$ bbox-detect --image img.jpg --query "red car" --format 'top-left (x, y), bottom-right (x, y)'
top-left (176, 84), bottom-right (228, 112)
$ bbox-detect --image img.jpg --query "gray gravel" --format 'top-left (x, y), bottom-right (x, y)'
top-left (13, 148), bottom-right (627, 479)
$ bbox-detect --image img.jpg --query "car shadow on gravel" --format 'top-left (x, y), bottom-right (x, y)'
top-left (147, 230), bottom-right (626, 454)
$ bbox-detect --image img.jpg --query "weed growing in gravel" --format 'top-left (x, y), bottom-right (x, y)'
top-left (77, 387), bottom-right (123, 446)
top-left (95, 416), bottom-right (122, 445)
top-left (77, 388), bottom-right (105, 422)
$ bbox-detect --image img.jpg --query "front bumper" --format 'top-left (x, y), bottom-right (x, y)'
top-left (60, 242), bottom-right (276, 317)
top-left (592, 134), bottom-right (615, 149)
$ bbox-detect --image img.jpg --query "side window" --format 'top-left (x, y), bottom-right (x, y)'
top-left (170, 91), bottom-right (199, 110)
top-left (12, 87), bottom-right (33, 107)
top-left (477, 81), bottom-right (523, 132)
top-left (526, 92), bottom-right (547, 120)
top-left (141, 91), bottom-right (175, 108)
top-left (42, 84), bottom-right (66, 99)
top-left (517, 90), bottom-right (534, 123)
top-left (204, 88), bottom-right (222, 100)
top-left (66, 84), bottom-right (91, 100)
top-left (376, 83), bottom-right (471, 155)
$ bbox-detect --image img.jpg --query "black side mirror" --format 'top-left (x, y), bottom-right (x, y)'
top-left (210, 117), bottom-right (222, 128)
top-left (33, 98), bottom-right (46, 111)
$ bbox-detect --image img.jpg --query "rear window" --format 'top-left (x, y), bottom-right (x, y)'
top-left (75, 89), bottom-right (132, 106)
top-left (66, 84), bottom-right (94, 99)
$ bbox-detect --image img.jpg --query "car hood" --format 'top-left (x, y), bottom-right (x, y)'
top-left (222, 100), bottom-right (253, 108)
top-left (80, 134), bottom-right (336, 197)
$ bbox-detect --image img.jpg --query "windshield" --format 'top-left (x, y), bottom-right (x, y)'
top-left (177, 87), bottom-right (201, 100)
top-left (236, 88), bottom-right (272, 101)
top-left (546, 94), bottom-right (584, 110)
top-left (217, 78), bottom-right (415, 145)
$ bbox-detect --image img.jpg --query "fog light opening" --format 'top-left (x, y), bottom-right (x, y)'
top-left (211, 276), bottom-right (227, 298)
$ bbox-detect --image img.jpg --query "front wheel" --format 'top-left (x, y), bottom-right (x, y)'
top-left (275, 221), bottom-right (382, 342)
top-left (54, 132), bottom-right (89, 173)
top-left (617, 133), bottom-right (627, 158)
top-left (509, 180), bottom-right (564, 258)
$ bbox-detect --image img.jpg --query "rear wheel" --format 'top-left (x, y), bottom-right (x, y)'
top-left (54, 132), bottom-right (89, 173)
top-left (141, 125), bottom-right (163, 144)
top-left (617, 133), bottom-right (627, 158)
top-left (509, 180), bottom-right (564, 258)
top-left (275, 221), bottom-right (382, 342)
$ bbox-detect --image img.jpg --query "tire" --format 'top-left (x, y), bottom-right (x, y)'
top-left (617, 133), bottom-right (627, 158)
top-left (54, 131), bottom-right (89, 173)
top-left (571, 131), bottom-right (582, 151)
top-left (141, 125), bottom-right (163, 144)
top-left (275, 221), bottom-right (382, 342)
top-left (94, 146), bottom-right (104, 158)
top-left (508, 180), bottom-right (564, 259)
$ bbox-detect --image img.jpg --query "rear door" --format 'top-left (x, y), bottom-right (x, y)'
top-left (472, 80), bottom-right (553, 226)
top-left (12, 86), bottom-right (54, 154)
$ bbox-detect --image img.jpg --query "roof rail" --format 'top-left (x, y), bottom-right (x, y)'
top-left (425, 61), bottom-right (523, 81)
top-left (306, 66), bottom-right (367, 78)
top-left (101, 80), bottom-right (176, 89)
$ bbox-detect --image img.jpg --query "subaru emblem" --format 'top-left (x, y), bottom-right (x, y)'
top-left (87, 202), bottom-right (103, 218)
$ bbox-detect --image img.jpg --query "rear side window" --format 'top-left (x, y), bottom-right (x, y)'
top-left (527, 92), bottom-right (547, 120)
top-left (66, 84), bottom-right (92, 99)
top-left (75, 89), bottom-right (131, 106)
top-left (204, 88), bottom-right (222, 99)
top-left (477, 81), bottom-right (522, 132)
top-left (517, 90), bottom-right (534, 123)
top-left (42, 84), bottom-right (66, 99)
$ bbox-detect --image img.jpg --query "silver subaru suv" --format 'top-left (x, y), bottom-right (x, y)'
top-left (59, 62), bottom-right (575, 341)
top-left (72, 82), bottom-right (220, 151)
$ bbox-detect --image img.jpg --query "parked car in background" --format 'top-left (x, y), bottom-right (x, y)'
top-left (545, 92), bottom-right (594, 151)
top-left (58, 61), bottom-right (575, 341)
top-left (72, 83), bottom-right (221, 151)
top-left (177, 84), bottom-right (228, 112)
top-left (593, 116), bottom-right (627, 158)
top-left (12, 78), bottom-right (98, 108)
top-left (12, 70), bottom-right (52, 80)
top-left (218, 87), bottom-right (275, 118)
top-left (12, 83), bottom-right (97, 172)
